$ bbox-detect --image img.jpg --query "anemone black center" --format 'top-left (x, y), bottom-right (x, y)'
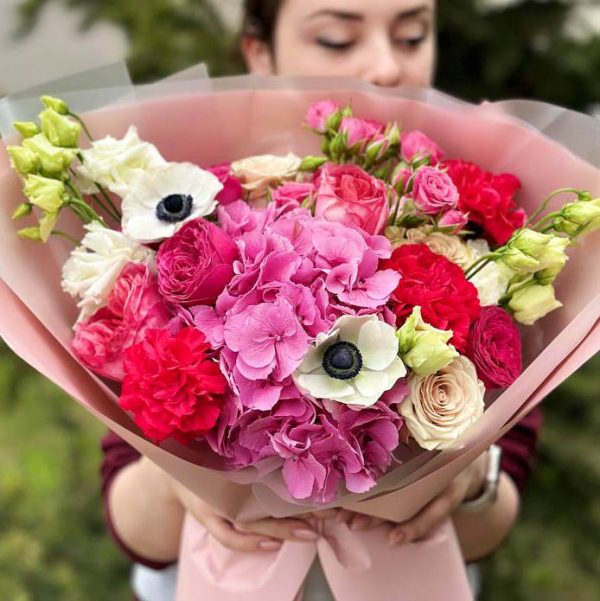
top-left (322, 341), bottom-right (363, 380)
top-left (156, 194), bottom-right (193, 223)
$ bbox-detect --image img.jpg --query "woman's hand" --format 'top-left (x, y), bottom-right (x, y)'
top-left (388, 451), bottom-right (489, 546)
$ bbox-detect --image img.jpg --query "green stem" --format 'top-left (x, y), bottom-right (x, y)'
top-left (526, 188), bottom-right (580, 227)
top-left (96, 184), bottom-right (122, 219)
top-left (90, 193), bottom-right (120, 224)
top-left (51, 230), bottom-right (79, 245)
top-left (69, 112), bottom-right (94, 141)
top-left (465, 253), bottom-right (499, 280)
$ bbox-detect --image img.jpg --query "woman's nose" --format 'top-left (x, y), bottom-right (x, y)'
top-left (362, 40), bottom-right (404, 88)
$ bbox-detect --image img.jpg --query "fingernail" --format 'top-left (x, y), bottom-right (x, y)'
top-left (350, 516), bottom-right (370, 531)
top-left (258, 540), bottom-right (281, 551)
top-left (389, 531), bottom-right (405, 546)
top-left (293, 528), bottom-right (319, 541)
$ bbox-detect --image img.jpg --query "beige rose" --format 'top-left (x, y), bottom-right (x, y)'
top-left (231, 153), bottom-right (302, 203)
top-left (390, 227), bottom-right (475, 268)
top-left (400, 356), bottom-right (485, 451)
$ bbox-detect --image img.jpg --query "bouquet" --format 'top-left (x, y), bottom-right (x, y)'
top-left (1, 70), bottom-right (599, 601)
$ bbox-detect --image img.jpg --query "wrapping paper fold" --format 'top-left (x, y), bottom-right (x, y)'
top-left (1, 73), bottom-right (599, 600)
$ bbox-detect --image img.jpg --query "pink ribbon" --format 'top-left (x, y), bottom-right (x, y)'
top-left (175, 514), bottom-right (473, 601)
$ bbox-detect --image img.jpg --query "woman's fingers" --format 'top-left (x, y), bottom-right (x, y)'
top-left (203, 514), bottom-right (282, 552)
top-left (389, 483), bottom-right (464, 545)
top-left (349, 514), bottom-right (386, 531)
top-left (236, 517), bottom-right (318, 542)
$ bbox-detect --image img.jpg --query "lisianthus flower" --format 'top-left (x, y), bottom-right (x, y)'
top-left (119, 327), bottom-right (226, 444)
top-left (62, 222), bottom-right (154, 322)
top-left (294, 315), bottom-right (406, 408)
top-left (77, 126), bottom-right (166, 195)
top-left (400, 355), bottom-right (485, 451)
top-left (121, 162), bottom-right (223, 243)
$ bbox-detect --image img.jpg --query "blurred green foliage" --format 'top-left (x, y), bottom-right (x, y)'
top-left (2, 0), bottom-right (599, 599)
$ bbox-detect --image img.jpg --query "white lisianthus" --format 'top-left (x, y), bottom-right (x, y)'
top-left (293, 315), bottom-right (406, 408)
top-left (77, 126), bottom-right (166, 196)
top-left (61, 222), bottom-right (154, 322)
top-left (467, 239), bottom-right (512, 306)
top-left (401, 356), bottom-right (485, 451)
top-left (507, 283), bottom-right (562, 325)
top-left (121, 162), bottom-right (223, 243)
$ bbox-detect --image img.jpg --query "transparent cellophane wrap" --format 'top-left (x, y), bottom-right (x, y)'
top-left (0, 65), bottom-right (598, 601)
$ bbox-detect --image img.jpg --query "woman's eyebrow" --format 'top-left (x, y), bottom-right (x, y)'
top-left (306, 5), bottom-right (432, 23)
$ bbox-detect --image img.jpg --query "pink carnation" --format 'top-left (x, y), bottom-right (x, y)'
top-left (156, 218), bottom-right (238, 307)
top-left (401, 130), bottom-right (444, 165)
top-left (466, 306), bottom-right (522, 389)
top-left (72, 263), bottom-right (172, 381)
top-left (412, 166), bottom-right (459, 215)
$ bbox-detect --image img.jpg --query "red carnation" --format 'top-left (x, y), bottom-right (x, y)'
top-left (466, 306), bottom-right (522, 389)
top-left (119, 327), bottom-right (226, 444)
top-left (444, 159), bottom-right (526, 245)
top-left (382, 244), bottom-right (481, 352)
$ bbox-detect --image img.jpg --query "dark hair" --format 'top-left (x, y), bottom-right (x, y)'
top-left (242, 0), bottom-right (284, 47)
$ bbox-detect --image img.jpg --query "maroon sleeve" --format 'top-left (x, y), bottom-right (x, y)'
top-left (497, 406), bottom-right (543, 493)
top-left (100, 430), bottom-right (175, 570)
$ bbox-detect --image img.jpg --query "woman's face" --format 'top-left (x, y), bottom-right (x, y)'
top-left (244, 0), bottom-right (436, 88)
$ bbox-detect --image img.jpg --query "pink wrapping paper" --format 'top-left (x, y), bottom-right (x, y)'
top-left (1, 77), bottom-right (599, 601)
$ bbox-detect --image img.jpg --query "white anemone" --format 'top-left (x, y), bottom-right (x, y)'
top-left (293, 315), bottom-right (406, 408)
top-left (121, 162), bottom-right (223, 243)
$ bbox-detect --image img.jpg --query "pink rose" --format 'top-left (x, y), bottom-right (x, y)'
top-left (72, 263), bottom-right (172, 381)
top-left (412, 166), bottom-right (459, 215)
top-left (314, 163), bottom-right (390, 235)
top-left (401, 130), bottom-right (444, 165)
top-left (207, 163), bottom-right (243, 206)
top-left (156, 218), bottom-right (238, 307)
top-left (271, 182), bottom-right (314, 212)
top-left (438, 209), bottom-right (469, 233)
top-left (466, 306), bottom-right (522, 389)
top-left (340, 117), bottom-right (385, 151)
top-left (306, 100), bottom-right (342, 133)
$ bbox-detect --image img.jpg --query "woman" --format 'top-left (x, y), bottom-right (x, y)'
top-left (102, 1), bottom-right (542, 599)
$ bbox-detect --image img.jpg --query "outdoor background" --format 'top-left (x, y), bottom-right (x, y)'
top-left (0, 1), bottom-right (599, 600)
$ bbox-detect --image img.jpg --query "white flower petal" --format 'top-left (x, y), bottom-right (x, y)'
top-left (358, 318), bottom-right (399, 370)
top-left (295, 372), bottom-right (355, 400)
top-left (354, 369), bottom-right (387, 398)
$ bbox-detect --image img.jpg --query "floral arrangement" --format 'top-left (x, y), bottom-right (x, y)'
top-left (7, 96), bottom-right (599, 503)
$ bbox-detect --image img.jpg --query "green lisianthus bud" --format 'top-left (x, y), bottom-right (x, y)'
top-left (13, 121), bottom-right (40, 138)
top-left (498, 247), bottom-right (540, 272)
top-left (555, 198), bottom-right (600, 237)
top-left (23, 174), bottom-right (67, 213)
top-left (7, 146), bottom-right (40, 175)
top-left (501, 228), bottom-right (569, 275)
top-left (41, 95), bottom-right (69, 115)
top-left (38, 211), bottom-right (60, 242)
top-left (23, 134), bottom-right (77, 175)
top-left (17, 226), bottom-right (43, 242)
top-left (507, 283), bottom-right (562, 325)
top-left (299, 155), bottom-right (328, 172)
top-left (39, 108), bottom-right (81, 148)
top-left (397, 306), bottom-right (458, 375)
top-left (11, 203), bottom-right (33, 220)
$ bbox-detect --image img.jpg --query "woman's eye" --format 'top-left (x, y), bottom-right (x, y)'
top-left (316, 38), bottom-right (355, 51)
top-left (395, 36), bottom-right (427, 50)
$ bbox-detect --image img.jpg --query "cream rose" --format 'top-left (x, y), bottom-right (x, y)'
top-left (400, 355), bottom-right (485, 451)
top-left (231, 153), bottom-right (302, 203)
top-left (393, 227), bottom-right (475, 268)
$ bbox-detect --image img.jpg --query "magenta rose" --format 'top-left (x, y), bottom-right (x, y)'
top-left (314, 163), bottom-right (390, 235)
top-left (340, 117), bottom-right (385, 151)
top-left (466, 306), bottom-right (522, 389)
top-left (72, 263), bottom-right (172, 381)
top-left (401, 130), bottom-right (444, 165)
top-left (306, 100), bottom-right (342, 133)
top-left (412, 166), bottom-right (459, 215)
top-left (207, 163), bottom-right (243, 206)
top-left (156, 218), bottom-right (238, 307)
